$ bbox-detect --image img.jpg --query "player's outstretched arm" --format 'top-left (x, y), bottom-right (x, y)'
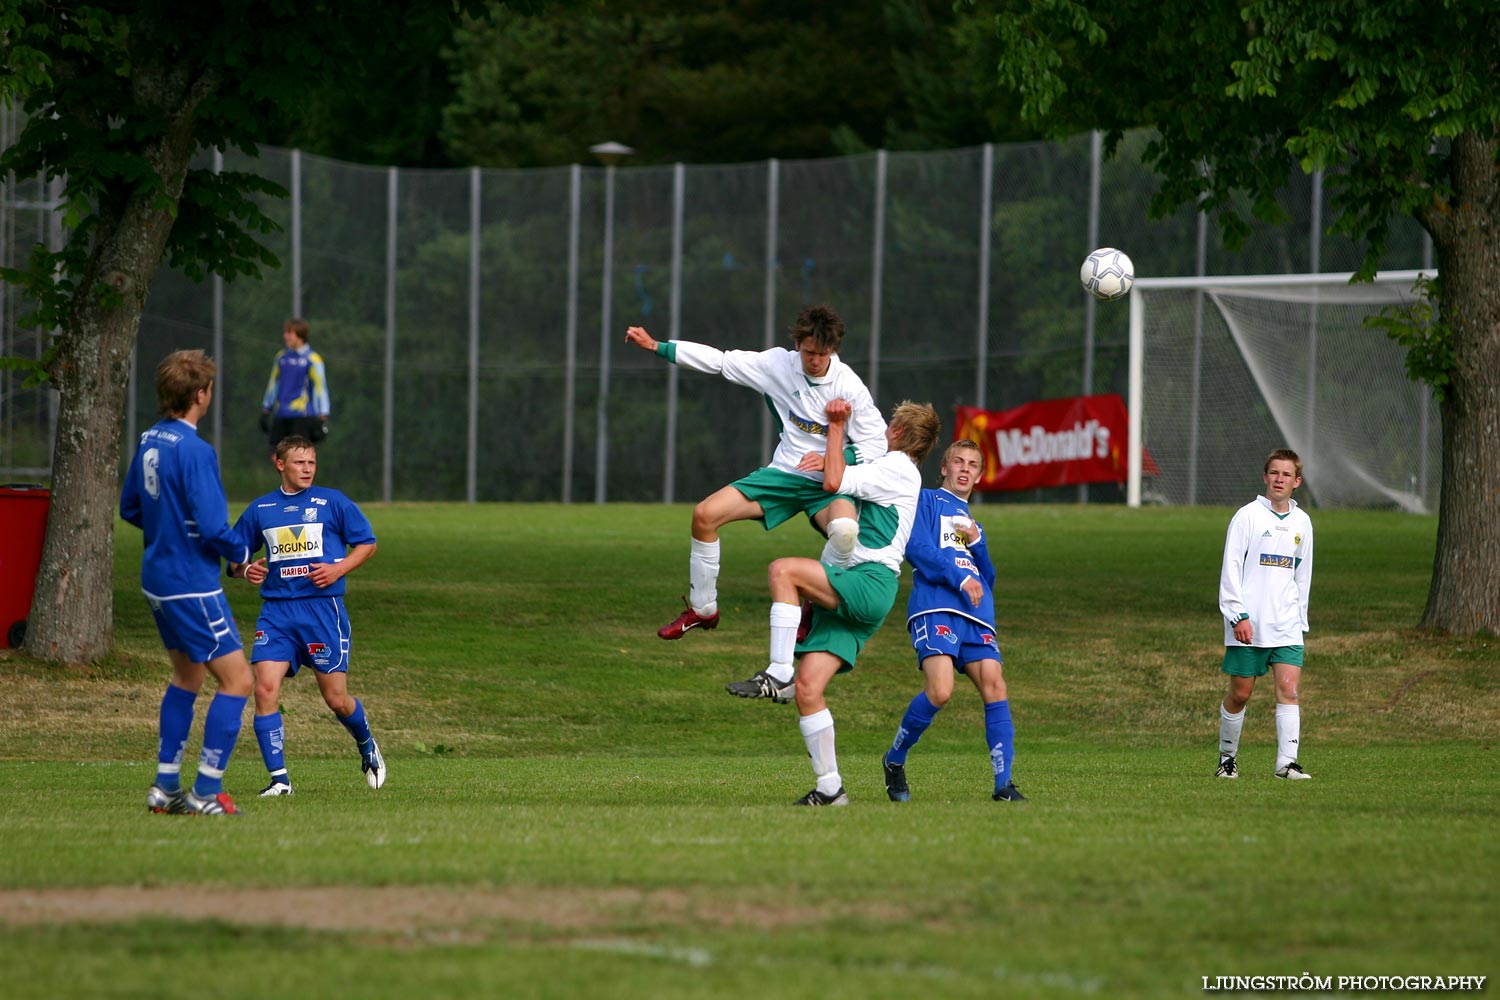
top-left (624, 326), bottom-right (659, 353)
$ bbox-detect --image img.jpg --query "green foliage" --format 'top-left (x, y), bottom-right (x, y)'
top-left (440, 0), bottom-right (1032, 168)
top-left (1366, 273), bottom-right (1455, 401)
top-left (985, 0), bottom-right (1500, 403)
top-left (0, 1), bottom-right (487, 359)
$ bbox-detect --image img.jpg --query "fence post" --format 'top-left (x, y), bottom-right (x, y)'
top-left (869, 150), bottom-right (887, 395)
top-left (382, 166), bottom-right (397, 503)
top-left (291, 148), bottom-right (302, 317)
top-left (1080, 130), bottom-right (1102, 503)
top-left (563, 164), bottom-right (581, 503)
top-left (595, 163), bottom-right (617, 503)
top-left (761, 158), bottom-right (779, 464)
top-left (665, 162), bottom-right (685, 503)
top-left (467, 166), bottom-right (481, 504)
top-left (212, 148), bottom-right (224, 450)
top-left (975, 143), bottom-right (993, 409)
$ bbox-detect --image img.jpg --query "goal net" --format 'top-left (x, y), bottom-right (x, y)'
top-left (1126, 270), bottom-right (1438, 511)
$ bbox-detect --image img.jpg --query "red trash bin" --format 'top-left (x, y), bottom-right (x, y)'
top-left (0, 484), bottom-right (50, 649)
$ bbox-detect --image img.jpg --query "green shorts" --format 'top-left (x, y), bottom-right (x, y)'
top-left (1222, 644), bottom-right (1305, 677)
top-left (731, 467), bottom-right (853, 531)
top-left (796, 562), bottom-right (899, 672)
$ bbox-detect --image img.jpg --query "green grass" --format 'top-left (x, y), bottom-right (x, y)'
top-left (0, 503), bottom-right (1495, 998)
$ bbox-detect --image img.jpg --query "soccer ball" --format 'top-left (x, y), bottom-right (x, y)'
top-left (1080, 247), bottom-right (1134, 301)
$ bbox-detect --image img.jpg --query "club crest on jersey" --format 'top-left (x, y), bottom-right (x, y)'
top-left (307, 642), bottom-right (330, 666)
top-left (1294, 532), bottom-right (1302, 545)
top-left (302, 508), bottom-right (318, 522)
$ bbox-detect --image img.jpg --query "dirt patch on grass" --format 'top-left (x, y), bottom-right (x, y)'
top-left (0, 885), bottom-right (879, 933)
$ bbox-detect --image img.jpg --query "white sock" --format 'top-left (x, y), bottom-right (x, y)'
top-left (688, 537), bottom-right (720, 615)
top-left (767, 603), bottom-right (800, 683)
top-left (1219, 704), bottom-right (1245, 757)
top-left (1275, 703), bottom-right (1301, 770)
top-left (823, 517), bottom-right (859, 567)
top-left (798, 708), bottom-right (841, 795)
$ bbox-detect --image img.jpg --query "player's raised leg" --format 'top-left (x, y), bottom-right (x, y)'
top-left (660, 486), bottom-right (761, 639)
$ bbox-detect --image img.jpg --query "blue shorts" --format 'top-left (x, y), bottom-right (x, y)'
top-left (251, 596), bottom-right (351, 676)
top-left (909, 611), bottom-right (1001, 673)
top-left (147, 590), bottom-right (244, 664)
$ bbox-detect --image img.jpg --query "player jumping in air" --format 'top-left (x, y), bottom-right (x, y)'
top-left (1215, 449), bottom-right (1315, 781)
top-left (729, 396), bottom-right (939, 804)
top-left (624, 305), bottom-right (887, 651)
top-left (880, 438), bottom-right (1025, 803)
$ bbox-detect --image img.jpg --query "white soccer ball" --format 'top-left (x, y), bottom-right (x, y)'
top-left (1080, 247), bottom-right (1134, 301)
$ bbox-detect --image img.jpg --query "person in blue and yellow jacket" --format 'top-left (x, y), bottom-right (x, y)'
top-left (260, 317), bottom-right (330, 455)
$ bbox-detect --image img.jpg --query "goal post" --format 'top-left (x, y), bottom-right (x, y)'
top-left (1127, 269), bottom-right (1436, 510)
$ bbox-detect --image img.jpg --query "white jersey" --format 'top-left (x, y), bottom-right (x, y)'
top-left (1219, 494), bottom-right (1314, 647)
top-left (668, 341), bottom-right (888, 473)
top-left (836, 451), bottom-right (923, 575)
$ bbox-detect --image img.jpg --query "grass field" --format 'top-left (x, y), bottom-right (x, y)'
top-left (0, 503), bottom-right (1495, 998)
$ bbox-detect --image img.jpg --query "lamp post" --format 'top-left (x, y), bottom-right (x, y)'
top-left (590, 141), bottom-right (635, 503)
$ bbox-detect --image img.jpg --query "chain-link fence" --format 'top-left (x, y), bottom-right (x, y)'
top-left (1, 128), bottom-right (1430, 503)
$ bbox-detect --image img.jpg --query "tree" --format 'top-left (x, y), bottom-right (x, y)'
top-left (0, 0), bottom-right (480, 663)
top-left (440, 0), bottom-right (1036, 168)
top-left (985, 0), bottom-right (1499, 634)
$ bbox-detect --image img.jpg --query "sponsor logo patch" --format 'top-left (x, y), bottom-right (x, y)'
top-left (1259, 553), bottom-right (1295, 569)
top-left (279, 565), bottom-right (311, 579)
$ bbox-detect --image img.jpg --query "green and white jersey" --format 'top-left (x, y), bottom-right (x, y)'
top-left (662, 340), bottom-right (888, 474)
top-left (838, 452), bottom-right (923, 575)
top-left (1219, 494), bottom-right (1314, 647)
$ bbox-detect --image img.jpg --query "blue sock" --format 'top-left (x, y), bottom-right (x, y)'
top-left (887, 692), bottom-right (940, 766)
top-left (253, 712), bottom-right (289, 783)
top-left (156, 684), bottom-right (197, 791)
top-left (192, 692), bottom-right (247, 798)
top-left (985, 699), bottom-right (1015, 791)
top-left (339, 698), bottom-right (373, 753)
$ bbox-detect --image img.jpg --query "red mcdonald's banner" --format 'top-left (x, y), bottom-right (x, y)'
top-left (953, 394), bottom-right (1157, 493)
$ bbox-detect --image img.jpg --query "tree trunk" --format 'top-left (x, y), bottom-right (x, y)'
top-left (23, 67), bottom-right (213, 664)
top-left (1421, 129), bottom-right (1500, 635)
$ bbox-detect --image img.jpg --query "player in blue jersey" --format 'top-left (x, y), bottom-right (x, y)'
top-left (229, 436), bottom-right (383, 795)
top-left (260, 318), bottom-right (330, 455)
top-left (121, 350), bottom-right (254, 817)
top-left (880, 438), bottom-right (1025, 803)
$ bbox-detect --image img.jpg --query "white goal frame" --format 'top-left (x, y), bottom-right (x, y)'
top-left (1126, 268), bottom-right (1433, 507)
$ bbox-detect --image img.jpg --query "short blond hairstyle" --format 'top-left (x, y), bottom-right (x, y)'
top-left (156, 350), bottom-right (216, 417)
top-left (889, 401), bottom-right (941, 463)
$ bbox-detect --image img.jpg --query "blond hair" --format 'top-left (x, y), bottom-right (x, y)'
top-left (156, 350), bottom-right (216, 417)
top-left (889, 401), bottom-right (941, 463)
